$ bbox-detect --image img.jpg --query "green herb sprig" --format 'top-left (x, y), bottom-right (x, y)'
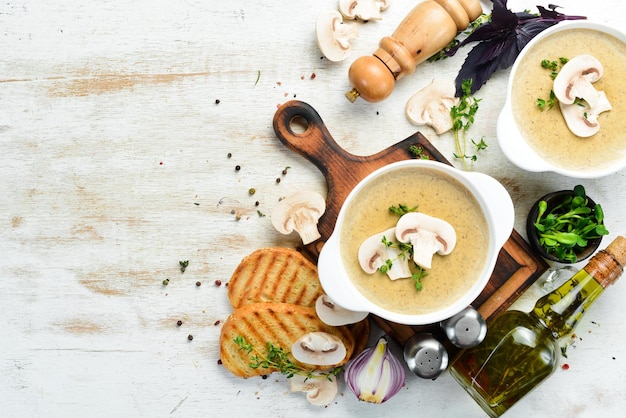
top-left (533, 185), bottom-right (609, 262)
top-left (536, 57), bottom-right (569, 111)
top-left (451, 79), bottom-right (485, 170)
top-left (234, 336), bottom-right (341, 380)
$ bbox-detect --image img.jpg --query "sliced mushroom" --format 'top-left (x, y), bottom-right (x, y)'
top-left (291, 332), bottom-right (347, 366)
top-left (395, 212), bottom-right (456, 269)
top-left (316, 10), bottom-right (359, 62)
top-left (271, 191), bottom-right (326, 245)
top-left (559, 90), bottom-right (613, 137)
top-left (358, 228), bottom-right (412, 280)
top-left (315, 294), bottom-right (369, 326)
top-left (553, 54), bottom-right (603, 107)
top-left (290, 373), bottom-right (338, 406)
top-left (339, 0), bottom-right (390, 21)
top-left (405, 79), bottom-right (460, 134)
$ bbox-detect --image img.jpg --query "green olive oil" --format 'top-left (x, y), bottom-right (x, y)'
top-left (450, 236), bottom-right (626, 417)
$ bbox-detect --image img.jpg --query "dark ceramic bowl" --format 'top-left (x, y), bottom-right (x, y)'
top-left (526, 190), bottom-right (603, 264)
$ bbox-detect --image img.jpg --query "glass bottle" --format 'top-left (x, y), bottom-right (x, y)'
top-left (449, 235), bottom-right (626, 417)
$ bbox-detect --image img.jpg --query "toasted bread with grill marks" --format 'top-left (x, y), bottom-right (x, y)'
top-left (227, 247), bottom-right (323, 309)
top-left (219, 302), bottom-right (357, 378)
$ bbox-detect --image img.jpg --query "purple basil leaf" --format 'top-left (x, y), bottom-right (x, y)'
top-left (449, 1), bottom-right (586, 95)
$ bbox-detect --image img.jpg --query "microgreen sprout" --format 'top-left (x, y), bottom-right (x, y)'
top-left (533, 185), bottom-right (609, 263)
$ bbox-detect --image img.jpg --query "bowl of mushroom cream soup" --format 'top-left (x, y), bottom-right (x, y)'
top-left (498, 21), bottom-right (626, 178)
top-left (317, 160), bottom-right (514, 325)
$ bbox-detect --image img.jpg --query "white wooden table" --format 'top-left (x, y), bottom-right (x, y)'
top-left (2, 1), bottom-right (624, 417)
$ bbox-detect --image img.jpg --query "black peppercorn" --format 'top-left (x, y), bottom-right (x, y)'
top-left (196, 281), bottom-right (201, 287)
top-left (235, 165), bottom-right (241, 171)
top-left (177, 320), bottom-right (182, 327)
top-left (187, 334), bottom-right (193, 341)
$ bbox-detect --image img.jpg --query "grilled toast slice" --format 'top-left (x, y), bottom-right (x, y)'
top-left (227, 247), bottom-right (323, 309)
top-left (219, 302), bottom-right (357, 378)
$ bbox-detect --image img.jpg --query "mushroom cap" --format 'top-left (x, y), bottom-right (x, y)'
top-left (315, 294), bottom-right (369, 326)
top-left (290, 373), bottom-right (338, 406)
top-left (315, 10), bottom-right (359, 62)
top-left (405, 79), bottom-right (459, 134)
top-left (339, 0), bottom-right (387, 21)
top-left (271, 190), bottom-right (326, 244)
top-left (559, 90), bottom-right (612, 137)
top-left (395, 212), bottom-right (456, 269)
top-left (357, 228), bottom-right (411, 280)
top-left (357, 229), bottom-right (389, 274)
top-left (291, 332), bottom-right (347, 366)
top-left (553, 54), bottom-right (603, 105)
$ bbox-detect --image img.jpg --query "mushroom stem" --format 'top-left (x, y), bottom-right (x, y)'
top-left (406, 229), bottom-right (444, 269)
top-left (289, 210), bottom-right (322, 244)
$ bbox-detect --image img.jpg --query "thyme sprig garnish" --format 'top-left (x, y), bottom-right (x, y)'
top-left (451, 79), bottom-right (486, 170)
top-left (379, 203), bottom-right (428, 291)
top-left (234, 336), bottom-right (341, 380)
top-left (536, 57), bottom-right (569, 111)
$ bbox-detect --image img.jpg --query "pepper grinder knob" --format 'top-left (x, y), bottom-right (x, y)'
top-left (346, 0), bottom-right (482, 103)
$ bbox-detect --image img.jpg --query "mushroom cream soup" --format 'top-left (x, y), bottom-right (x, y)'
top-left (511, 29), bottom-right (626, 171)
top-left (339, 166), bottom-right (489, 315)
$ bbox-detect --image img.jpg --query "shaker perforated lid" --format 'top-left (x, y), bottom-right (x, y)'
top-left (440, 306), bottom-right (487, 348)
top-left (403, 333), bottom-right (449, 380)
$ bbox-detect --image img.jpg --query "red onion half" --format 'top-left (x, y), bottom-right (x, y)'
top-left (344, 337), bottom-right (406, 403)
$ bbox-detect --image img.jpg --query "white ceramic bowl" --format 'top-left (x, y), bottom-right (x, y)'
top-left (317, 160), bottom-right (514, 325)
top-left (498, 21), bottom-right (626, 178)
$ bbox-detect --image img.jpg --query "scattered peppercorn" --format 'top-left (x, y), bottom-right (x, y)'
top-left (235, 165), bottom-right (241, 171)
top-left (217, 359), bottom-right (222, 365)
top-left (255, 201), bottom-right (260, 206)
top-left (196, 281), bottom-right (201, 287)
top-left (227, 152), bottom-right (232, 158)
top-left (215, 279), bottom-right (222, 287)
top-left (188, 334), bottom-right (194, 341)
top-left (261, 375), bottom-right (268, 380)
top-left (214, 320), bottom-right (221, 326)
top-left (248, 188), bottom-right (256, 195)
top-left (177, 320), bottom-right (183, 327)
top-left (162, 279), bottom-right (170, 286)
top-left (275, 178), bottom-right (281, 183)
top-left (310, 72), bottom-right (316, 79)
top-left (561, 363), bottom-right (570, 370)
top-left (215, 99), bottom-right (220, 104)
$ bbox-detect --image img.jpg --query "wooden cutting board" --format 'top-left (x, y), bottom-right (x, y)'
top-left (273, 100), bottom-right (549, 356)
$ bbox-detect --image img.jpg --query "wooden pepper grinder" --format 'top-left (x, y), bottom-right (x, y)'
top-left (345, 0), bottom-right (483, 103)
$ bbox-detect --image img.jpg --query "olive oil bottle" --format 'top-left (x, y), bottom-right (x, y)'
top-left (449, 236), bottom-right (626, 417)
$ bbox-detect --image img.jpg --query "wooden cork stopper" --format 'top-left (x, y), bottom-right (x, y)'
top-left (592, 235), bottom-right (626, 288)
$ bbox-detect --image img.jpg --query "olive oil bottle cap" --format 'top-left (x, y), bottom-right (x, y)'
top-left (593, 235), bottom-right (626, 288)
top-left (606, 235), bottom-right (626, 267)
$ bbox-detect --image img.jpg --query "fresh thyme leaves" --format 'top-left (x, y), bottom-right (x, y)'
top-left (389, 203), bottom-right (418, 217)
top-left (536, 57), bottom-right (569, 111)
top-left (179, 260), bottom-right (189, 273)
top-left (234, 336), bottom-right (341, 380)
top-left (411, 268), bottom-right (428, 291)
top-left (533, 185), bottom-right (609, 262)
top-left (451, 79), bottom-right (485, 170)
top-left (445, 1), bottom-right (585, 96)
top-left (537, 90), bottom-right (558, 111)
top-left (408, 145), bottom-right (429, 159)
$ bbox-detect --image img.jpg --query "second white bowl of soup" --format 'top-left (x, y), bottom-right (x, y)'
top-left (498, 21), bottom-right (626, 178)
top-left (317, 160), bottom-right (514, 325)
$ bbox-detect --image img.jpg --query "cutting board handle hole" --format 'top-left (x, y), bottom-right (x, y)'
top-left (288, 115), bottom-right (309, 135)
